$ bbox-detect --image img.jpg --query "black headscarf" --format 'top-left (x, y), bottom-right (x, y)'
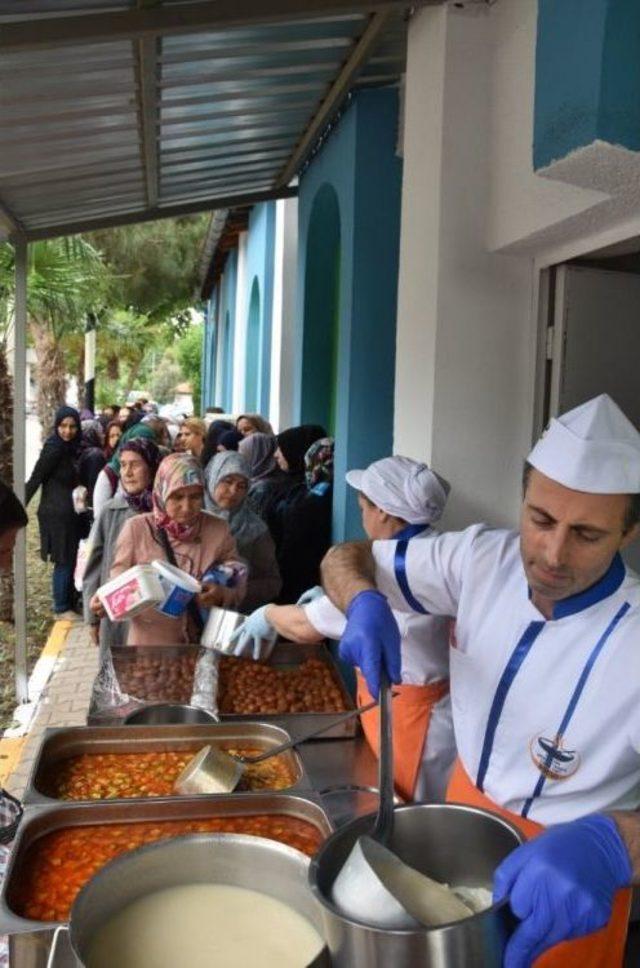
top-left (46, 406), bottom-right (82, 455)
top-left (122, 409), bottom-right (144, 432)
top-left (218, 429), bottom-right (243, 452)
top-left (201, 419), bottom-right (233, 467)
top-left (276, 425), bottom-right (327, 475)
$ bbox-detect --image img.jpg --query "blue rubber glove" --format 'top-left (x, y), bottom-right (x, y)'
top-left (228, 605), bottom-right (278, 662)
top-left (338, 589), bottom-right (401, 699)
top-left (494, 814), bottom-right (632, 968)
top-left (296, 586), bottom-right (324, 606)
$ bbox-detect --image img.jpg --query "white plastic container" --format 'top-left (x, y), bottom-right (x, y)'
top-left (97, 565), bottom-right (165, 622)
top-left (152, 560), bottom-right (201, 618)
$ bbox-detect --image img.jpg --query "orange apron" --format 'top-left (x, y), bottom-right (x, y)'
top-left (356, 670), bottom-right (449, 801)
top-left (447, 759), bottom-right (631, 967)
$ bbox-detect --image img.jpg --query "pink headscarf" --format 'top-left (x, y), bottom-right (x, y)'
top-left (152, 453), bottom-right (204, 541)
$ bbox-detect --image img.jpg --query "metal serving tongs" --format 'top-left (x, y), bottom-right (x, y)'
top-left (173, 697), bottom-right (386, 796)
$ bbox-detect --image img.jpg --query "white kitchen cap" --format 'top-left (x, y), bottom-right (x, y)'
top-left (346, 456), bottom-right (450, 524)
top-left (528, 394), bottom-right (640, 493)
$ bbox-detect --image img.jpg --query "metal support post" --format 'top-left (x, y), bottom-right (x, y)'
top-left (13, 237), bottom-right (28, 704)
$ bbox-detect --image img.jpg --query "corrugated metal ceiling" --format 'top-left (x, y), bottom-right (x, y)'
top-left (0, 1), bottom-right (430, 241)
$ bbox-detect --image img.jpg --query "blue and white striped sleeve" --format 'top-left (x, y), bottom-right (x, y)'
top-left (372, 525), bottom-right (484, 616)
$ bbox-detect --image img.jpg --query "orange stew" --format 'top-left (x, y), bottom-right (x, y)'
top-left (15, 815), bottom-right (323, 923)
top-left (47, 749), bottom-right (296, 800)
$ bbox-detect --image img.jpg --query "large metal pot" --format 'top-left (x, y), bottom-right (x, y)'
top-left (124, 702), bottom-right (216, 725)
top-left (309, 803), bottom-right (523, 968)
top-left (69, 833), bottom-right (330, 966)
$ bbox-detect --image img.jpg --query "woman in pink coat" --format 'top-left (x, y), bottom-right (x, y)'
top-left (110, 453), bottom-right (244, 645)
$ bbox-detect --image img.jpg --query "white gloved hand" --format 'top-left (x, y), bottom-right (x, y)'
top-left (228, 605), bottom-right (278, 661)
top-left (296, 585), bottom-right (324, 606)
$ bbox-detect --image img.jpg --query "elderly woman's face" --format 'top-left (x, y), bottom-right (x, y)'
top-left (57, 417), bottom-right (78, 442)
top-left (165, 485), bottom-right (202, 524)
top-left (119, 450), bottom-right (151, 495)
top-left (213, 473), bottom-right (248, 510)
top-left (237, 417), bottom-right (256, 437)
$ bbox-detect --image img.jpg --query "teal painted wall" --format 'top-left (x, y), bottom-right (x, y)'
top-left (296, 88), bottom-right (403, 540)
top-left (218, 249), bottom-right (238, 411)
top-left (245, 277), bottom-right (261, 411)
top-left (245, 202), bottom-right (276, 413)
top-left (535, 0), bottom-right (640, 169)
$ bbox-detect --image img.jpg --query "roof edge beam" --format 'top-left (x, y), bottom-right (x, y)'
top-left (136, 34), bottom-right (159, 208)
top-left (23, 185), bottom-right (298, 241)
top-left (275, 9), bottom-right (390, 188)
top-left (0, 0), bottom-right (434, 51)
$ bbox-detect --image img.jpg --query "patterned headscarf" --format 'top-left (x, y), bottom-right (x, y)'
top-left (119, 438), bottom-right (161, 513)
top-left (152, 452), bottom-right (204, 540)
top-left (305, 437), bottom-right (334, 490)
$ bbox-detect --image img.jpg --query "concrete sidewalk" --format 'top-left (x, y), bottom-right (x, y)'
top-left (3, 623), bottom-right (97, 799)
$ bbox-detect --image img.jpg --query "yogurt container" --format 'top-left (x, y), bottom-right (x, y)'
top-left (97, 565), bottom-right (165, 622)
top-left (152, 560), bottom-right (202, 618)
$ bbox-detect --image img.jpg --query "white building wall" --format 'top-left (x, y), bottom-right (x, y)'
top-left (395, 4), bottom-right (535, 531)
top-left (269, 197), bottom-right (298, 432)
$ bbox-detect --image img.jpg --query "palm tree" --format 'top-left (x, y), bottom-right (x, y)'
top-left (0, 237), bottom-right (108, 434)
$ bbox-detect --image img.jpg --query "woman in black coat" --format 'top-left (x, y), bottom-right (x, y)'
top-left (26, 405), bottom-right (83, 618)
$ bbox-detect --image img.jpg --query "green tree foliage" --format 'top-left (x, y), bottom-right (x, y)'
top-left (176, 323), bottom-right (204, 414)
top-left (151, 351), bottom-right (183, 405)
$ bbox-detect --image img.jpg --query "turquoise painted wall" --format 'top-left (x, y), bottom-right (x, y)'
top-left (535, 0), bottom-right (640, 169)
top-left (296, 88), bottom-right (403, 540)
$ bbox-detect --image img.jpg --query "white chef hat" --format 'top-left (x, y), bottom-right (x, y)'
top-left (527, 394), bottom-right (640, 493)
top-left (346, 456), bottom-right (450, 524)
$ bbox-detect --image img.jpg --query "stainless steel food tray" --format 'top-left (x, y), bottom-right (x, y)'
top-left (22, 722), bottom-right (311, 806)
top-left (0, 792), bottom-right (333, 936)
top-left (219, 641), bottom-right (358, 740)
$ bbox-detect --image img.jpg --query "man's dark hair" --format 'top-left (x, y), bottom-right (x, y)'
top-left (0, 481), bottom-right (28, 534)
top-left (522, 460), bottom-right (640, 535)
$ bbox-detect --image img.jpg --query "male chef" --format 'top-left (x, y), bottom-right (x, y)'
top-left (321, 394), bottom-right (640, 968)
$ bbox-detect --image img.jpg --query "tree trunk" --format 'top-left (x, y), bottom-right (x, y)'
top-left (106, 353), bottom-right (119, 381)
top-left (31, 320), bottom-right (67, 438)
top-left (76, 342), bottom-right (85, 413)
top-left (0, 343), bottom-right (14, 621)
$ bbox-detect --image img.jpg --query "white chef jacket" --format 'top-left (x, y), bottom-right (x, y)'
top-left (305, 526), bottom-right (456, 801)
top-left (373, 524), bottom-right (640, 825)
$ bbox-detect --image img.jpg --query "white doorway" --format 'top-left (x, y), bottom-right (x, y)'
top-left (542, 259), bottom-right (640, 571)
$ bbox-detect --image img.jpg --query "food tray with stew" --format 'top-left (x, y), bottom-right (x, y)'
top-left (217, 642), bottom-right (357, 739)
top-left (22, 723), bottom-right (311, 805)
top-left (0, 793), bottom-right (332, 934)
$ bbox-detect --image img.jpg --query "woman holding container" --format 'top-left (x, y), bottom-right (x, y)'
top-left (109, 453), bottom-right (244, 645)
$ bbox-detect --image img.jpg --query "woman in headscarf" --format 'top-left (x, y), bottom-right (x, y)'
top-left (217, 428), bottom-right (243, 453)
top-left (92, 418), bottom-right (158, 523)
top-left (78, 420), bottom-right (107, 516)
top-left (26, 405), bottom-right (83, 618)
top-left (274, 437), bottom-right (334, 603)
top-left (103, 420), bottom-right (123, 460)
top-left (257, 424), bottom-right (326, 550)
top-left (201, 419), bottom-right (233, 468)
top-left (204, 451), bottom-right (281, 612)
top-left (84, 437), bottom-right (161, 653)
top-left (236, 413), bottom-right (274, 437)
top-left (110, 453), bottom-right (244, 645)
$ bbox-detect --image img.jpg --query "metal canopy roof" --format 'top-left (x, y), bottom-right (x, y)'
top-left (0, 0), bottom-right (437, 242)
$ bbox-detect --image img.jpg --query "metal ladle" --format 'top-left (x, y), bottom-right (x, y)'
top-left (173, 697), bottom-right (385, 796)
top-left (330, 671), bottom-right (474, 930)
